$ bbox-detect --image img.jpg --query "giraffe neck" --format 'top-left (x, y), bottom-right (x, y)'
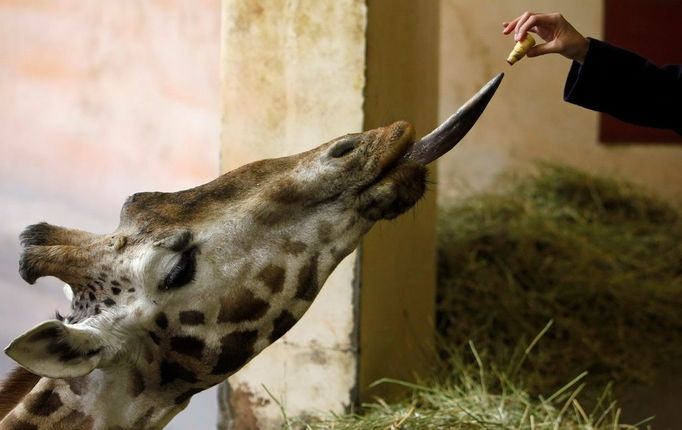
top-left (0, 369), bottom-right (189, 430)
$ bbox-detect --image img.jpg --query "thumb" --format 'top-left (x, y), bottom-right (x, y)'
top-left (527, 41), bottom-right (560, 57)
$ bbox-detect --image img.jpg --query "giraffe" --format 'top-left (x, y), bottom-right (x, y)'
top-left (0, 74), bottom-right (502, 430)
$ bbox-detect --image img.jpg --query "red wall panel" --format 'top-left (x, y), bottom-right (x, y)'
top-left (601, 0), bottom-right (682, 143)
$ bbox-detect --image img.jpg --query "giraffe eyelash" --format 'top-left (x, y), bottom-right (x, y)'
top-left (159, 246), bottom-right (198, 291)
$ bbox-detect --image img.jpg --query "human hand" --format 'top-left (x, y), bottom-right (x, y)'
top-left (502, 12), bottom-right (589, 63)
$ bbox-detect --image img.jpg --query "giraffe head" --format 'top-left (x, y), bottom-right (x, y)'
top-left (5, 75), bottom-right (502, 409)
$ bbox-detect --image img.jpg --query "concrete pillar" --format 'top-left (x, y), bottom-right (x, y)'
top-left (218, 1), bottom-right (438, 427)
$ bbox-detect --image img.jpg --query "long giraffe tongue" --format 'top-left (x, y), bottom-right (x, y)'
top-left (403, 73), bottom-right (504, 165)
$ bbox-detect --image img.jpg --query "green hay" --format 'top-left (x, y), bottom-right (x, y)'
top-left (437, 163), bottom-right (682, 394)
top-left (293, 337), bottom-right (646, 429)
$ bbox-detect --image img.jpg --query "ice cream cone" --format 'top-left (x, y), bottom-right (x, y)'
top-left (507, 34), bottom-right (536, 65)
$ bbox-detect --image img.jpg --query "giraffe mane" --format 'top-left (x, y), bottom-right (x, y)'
top-left (0, 366), bottom-right (41, 421)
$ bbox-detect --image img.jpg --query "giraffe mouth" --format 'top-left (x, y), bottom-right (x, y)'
top-left (403, 73), bottom-right (503, 165)
top-left (358, 73), bottom-right (503, 220)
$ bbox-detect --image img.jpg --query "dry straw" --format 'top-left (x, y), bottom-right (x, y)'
top-left (437, 164), bottom-right (682, 395)
top-left (291, 164), bottom-right (673, 429)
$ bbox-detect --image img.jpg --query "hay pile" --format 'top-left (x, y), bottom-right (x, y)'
top-left (295, 165), bottom-right (672, 429)
top-left (437, 164), bottom-right (682, 394)
top-left (297, 344), bottom-right (642, 429)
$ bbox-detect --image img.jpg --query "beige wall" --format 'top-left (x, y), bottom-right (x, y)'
top-left (219, 0), bottom-right (439, 426)
top-left (220, 1), bottom-right (366, 427)
top-left (0, 2), bottom-right (221, 429)
top-left (438, 0), bottom-right (682, 205)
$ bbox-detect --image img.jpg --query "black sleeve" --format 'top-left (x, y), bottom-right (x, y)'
top-left (563, 38), bottom-right (682, 135)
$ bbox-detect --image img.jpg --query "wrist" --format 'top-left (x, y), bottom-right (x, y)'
top-left (573, 37), bottom-right (589, 64)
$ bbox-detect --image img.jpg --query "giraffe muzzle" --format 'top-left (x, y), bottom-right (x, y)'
top-left (403, 73), bottom-right (504, 165)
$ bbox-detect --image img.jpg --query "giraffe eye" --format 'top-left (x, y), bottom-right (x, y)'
top-left (160, 246), bottom-right (197, 291)
top-left (329, 138), bottom-right (357, 158)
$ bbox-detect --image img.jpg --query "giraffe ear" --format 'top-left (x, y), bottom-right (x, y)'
top-left (4, 320), bottom-right (104, 378)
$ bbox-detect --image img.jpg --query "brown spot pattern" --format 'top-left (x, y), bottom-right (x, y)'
top-left (252, 204), bottom-right (288, 226)
top-left (344, 215), bottom-right (359, 232)
top-left (283, 238), bottom-right (307, 256)
top-left (331, 242), bottom-right (356, 262)
top-left (160, 360), bottom-right (198, 385)
top-left (119, 156), bottom-right (294, 228)
top-left (175, 388), bottom-right (202, 405)
top-left (132, 407), bottom-right (155, 429)
top-left (24, 390), bottom-right (62, 416)
top-left (130, 368), bottom-right (145, 397)
top-left (217, 290), bottom-right (269, 323)
top-left (148, 331), bottom-right (161, 345)
top-left (257, 264), bottom-right (285, 294)
top-left (269, 311), bottom-right (298, 343)
top-left (317, 222), bottom-right (333, 244)
top-left (47, 340), bottom-right (81, 363)
top-left (155, 313), bottom-right (168, 329)
top-left (0, 367), bottom-right (40, 421)
top-left (27, 326), bottom-right (59, 343)
top-left (170, 336), bottom-right (205, 359)
top-left (268, 178), bottom-right (305, 205)
top-left (4, 419), bottom-right (38, 430)
top-left (179, 310), bottom-right (205, 325)
top-left (211, 330), bottom-right (258, 375)
top-left (295, 254), bottom-right (319, 300)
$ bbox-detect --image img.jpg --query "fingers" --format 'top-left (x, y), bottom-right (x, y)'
top-left (516, 13), bottom-right (553, 41)
top-left (502, 12), bottom-right (538, 37)
top-left (511, 11), bottom-right (534, 40)
top-left (527, 40), bottom-right (559, 57)
top-left (504, 12), bottom-right (558, 41)
top-left (502, 17), bottom-right (520, 35)
top-left (503, 12), bottom-right (579, 61)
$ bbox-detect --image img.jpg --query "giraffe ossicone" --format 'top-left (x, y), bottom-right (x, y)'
top-left (1, 74), bottom-right (502, 429)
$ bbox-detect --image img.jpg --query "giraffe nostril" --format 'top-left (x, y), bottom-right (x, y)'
top-left (329, 139), bottom-right (357, 158)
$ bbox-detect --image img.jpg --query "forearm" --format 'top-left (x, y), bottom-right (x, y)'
top-left (564, 38), bottom-right (682, 134)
